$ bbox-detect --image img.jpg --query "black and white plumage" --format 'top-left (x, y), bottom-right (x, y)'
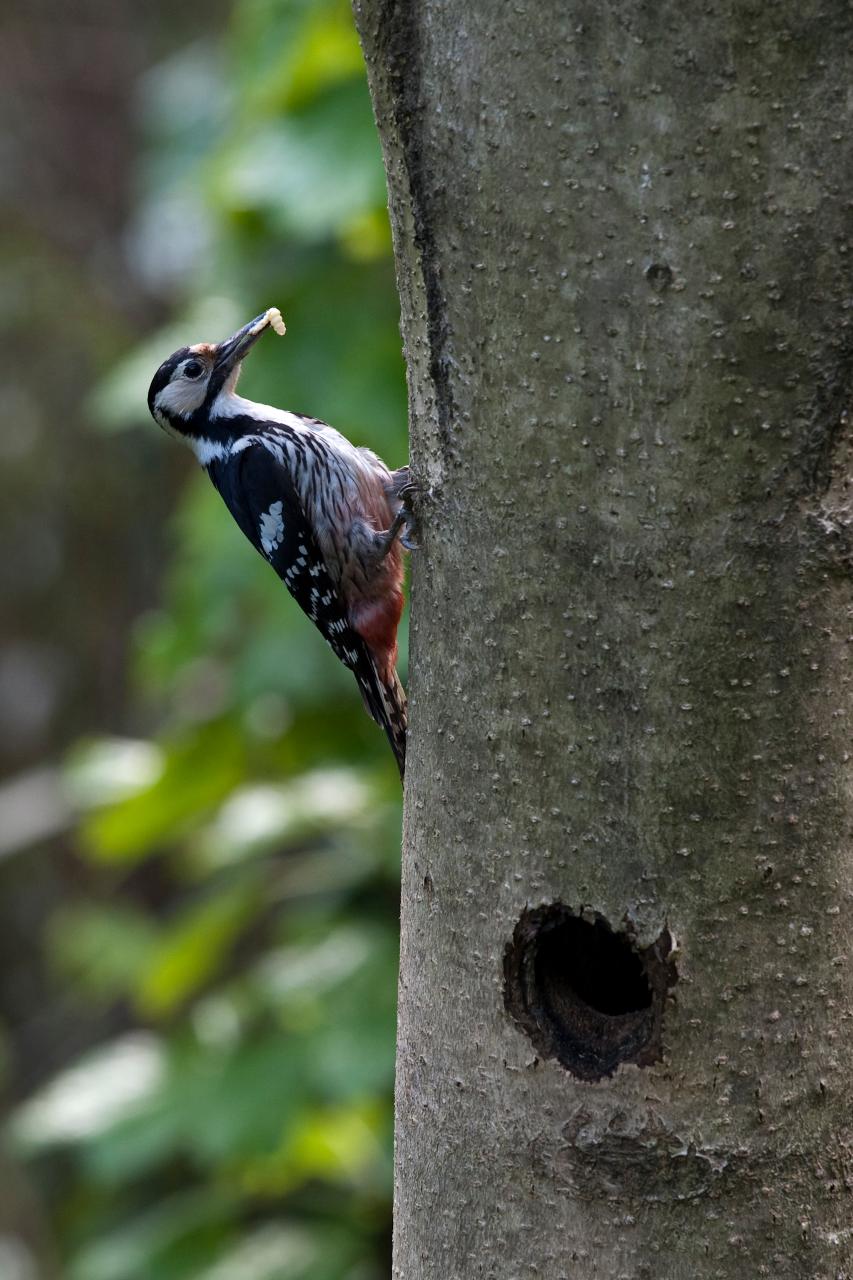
top-left (147, 309), bottom-right (412, 777)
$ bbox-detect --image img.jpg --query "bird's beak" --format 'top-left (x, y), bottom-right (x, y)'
top-left (213, 311), bottom-right (272, 375)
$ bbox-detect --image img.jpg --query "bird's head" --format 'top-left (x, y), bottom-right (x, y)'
top-left (147, 307), bottom-right (285, 436)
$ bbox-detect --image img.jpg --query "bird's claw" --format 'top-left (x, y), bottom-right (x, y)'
top-left (397, 482), bottom-right (421, 551)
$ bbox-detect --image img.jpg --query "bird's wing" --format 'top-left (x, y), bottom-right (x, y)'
top-left (207, 443), bottom-right (406, 774)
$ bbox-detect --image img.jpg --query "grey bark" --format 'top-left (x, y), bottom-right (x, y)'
top-left (353, 0), bottom-right (853, 1275)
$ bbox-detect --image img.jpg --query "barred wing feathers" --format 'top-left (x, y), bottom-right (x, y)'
top-left (207, 443), bottom-right (406, 776)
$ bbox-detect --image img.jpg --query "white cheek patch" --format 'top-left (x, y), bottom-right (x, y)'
top-left (259, 501), bottom-right (285, 557)
top-left (156, 378), bottom-right (208, 420)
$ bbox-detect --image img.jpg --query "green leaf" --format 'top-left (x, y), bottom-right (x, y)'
top-left (238, 1100), bottom-right (388, 1196)
top-left (232, 0), bottom-right (364, 114)
top-left (64, 738), bottom-right (164, 808)
top-left (81, 721), bottom-right (246, 862)
top-left (137, 885), bottom-right (260, 1016)
top-left (284, 6), bottom-right (366, 108)
top-left (67, 1187), bottom-right (234, 1280)
top-left (198, 770), bottom-right (374, 867)
top-left (11, 1034), bottom-right (166, 1150)
top-left (49, 905), bottom-right (159, 999)
top-left (196, 1222), bottom-right (358, 1280)
top-left (212, 82), bottom-right (387, 240)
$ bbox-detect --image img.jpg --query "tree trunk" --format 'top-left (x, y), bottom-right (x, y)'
top-left (353, 0), bottom-right (853, 1274)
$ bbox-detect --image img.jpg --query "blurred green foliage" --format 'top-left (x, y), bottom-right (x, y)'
top-left (8, 1), bottom-right (406, 1275)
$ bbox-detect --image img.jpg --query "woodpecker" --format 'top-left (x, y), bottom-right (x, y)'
top-left (147, 308), bottom-right (414, 778)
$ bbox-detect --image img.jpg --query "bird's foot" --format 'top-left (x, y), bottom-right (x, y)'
top-left (377, 472), bottom-right (422, 554)
top-left (396, 481), bottom-right (421, 551)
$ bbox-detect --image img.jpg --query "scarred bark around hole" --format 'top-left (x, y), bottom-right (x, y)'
top-left (353, 0), bottom-right (853, 1275)
top-left (504, 905), bottom-right (676, 1081)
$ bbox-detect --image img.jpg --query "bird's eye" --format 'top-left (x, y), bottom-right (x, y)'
top-left (183, 360), bottom-right (205, 380)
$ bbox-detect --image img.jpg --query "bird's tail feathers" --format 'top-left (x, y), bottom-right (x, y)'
top-left (357, 658), bottom-right (407, 781)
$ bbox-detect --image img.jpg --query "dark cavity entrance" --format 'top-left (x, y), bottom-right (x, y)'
top-left (504, 904), bottom-right (676, 1081)
top-left (536, 915), bottom-right (652, 1016)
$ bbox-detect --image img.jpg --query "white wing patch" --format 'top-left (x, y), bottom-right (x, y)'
top-left (259, 501), bottom-right (285, 557)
